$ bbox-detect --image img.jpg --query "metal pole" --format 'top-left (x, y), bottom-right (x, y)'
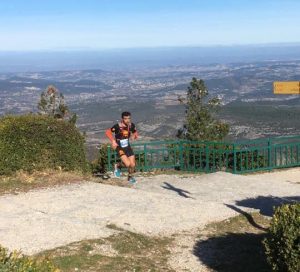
top-left (268, 138), bottom-right (272, 171)
top-left (233, 144), bottom-right (237, 174)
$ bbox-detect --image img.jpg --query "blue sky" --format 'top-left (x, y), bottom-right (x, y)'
top-left (1, 0), bottom-right (300, 51)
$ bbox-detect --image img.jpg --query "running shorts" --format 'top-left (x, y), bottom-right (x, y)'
top-left (116, 146), bottom-right (134, 157)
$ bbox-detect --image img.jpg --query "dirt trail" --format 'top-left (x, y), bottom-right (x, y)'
top-left (0, 169), bottom-right (299, 261)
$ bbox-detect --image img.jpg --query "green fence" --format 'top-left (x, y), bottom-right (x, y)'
top-left (107, 136), bottom-right (300, 174)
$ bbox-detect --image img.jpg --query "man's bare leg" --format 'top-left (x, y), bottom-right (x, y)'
top-left (118, 155), bottom-right (136, 183)
top-left (128, 155), bottom-right (136, 182)
top-left (120, 155), bottom-right (131, 169)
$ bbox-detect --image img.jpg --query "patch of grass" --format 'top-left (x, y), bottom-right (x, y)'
top-left (107, 230), bottom-right (171, 256)
top-left (37, 230), bottom-right (174, 272)
top-left (195, 213), bottom-right (271, 272)
top-left (80, 242), bottom-right (94, 253)
top-left (204, 212), bottom-right (270, 236)
top-left (0, 169), bottom-right (97, 195)
top-left (0, 244), bottom-right (59, 272)
top-left (106, 223), bottom-right (125, 231)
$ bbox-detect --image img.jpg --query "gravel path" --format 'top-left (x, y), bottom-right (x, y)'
top-left (0, 169), bottom-right (299, 256)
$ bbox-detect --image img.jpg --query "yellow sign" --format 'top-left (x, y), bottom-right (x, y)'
top-left (273, 81), bottom-right (300, 94)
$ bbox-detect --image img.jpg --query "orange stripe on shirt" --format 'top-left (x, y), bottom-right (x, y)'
top-left (105, 128), bottom-right (115, 142)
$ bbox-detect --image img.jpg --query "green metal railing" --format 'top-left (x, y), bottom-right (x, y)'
top-left (107, 136), bottom-right (300, 174)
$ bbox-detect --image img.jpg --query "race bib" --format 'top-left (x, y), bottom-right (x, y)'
top-left (120, 139), bottom-right (129, 148)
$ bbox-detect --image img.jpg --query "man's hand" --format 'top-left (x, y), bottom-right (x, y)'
top-left (111, 141), bottom-right (118, 150)
top-left (132, 131), bottom-right (138, 140)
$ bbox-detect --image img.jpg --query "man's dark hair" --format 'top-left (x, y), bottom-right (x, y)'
top-left (122, 111), bottom-right (131, 118)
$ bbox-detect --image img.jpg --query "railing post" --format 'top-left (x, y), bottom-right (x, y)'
top-left (297, 144), bottom-right (299, 164)
top-left (107, 145), bottom-right (111, 172)
top-left (268, 138), bottom-right (272, 170)
top-left (233, 144), bottom-right (237, 174)
top-left (205, 142), bottom-right (209, 173)
top-left (143, 144), bottom-right (147, 172)
top-left (179, 140), bottom-right (184, 170)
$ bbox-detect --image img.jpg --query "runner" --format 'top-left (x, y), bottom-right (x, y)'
top-left (105, 112), bottom-right (138, 183)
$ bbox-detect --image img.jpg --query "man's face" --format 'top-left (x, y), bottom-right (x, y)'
top-left (122, 115), bottom-right (131, 125)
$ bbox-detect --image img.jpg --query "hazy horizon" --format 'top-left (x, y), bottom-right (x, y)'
top-left (1, 43), bottom-right (300, 73)
top-left (2, 42), bottom-right (300, 53)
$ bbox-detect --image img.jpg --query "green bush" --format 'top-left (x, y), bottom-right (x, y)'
top-left (263, 203), bottom-right (300, 272)
top-left (90, 143), bottom-right (110, 174)
top-left (0, 245), bottom-right (59, 272)
top-left (227, 150), bottom-right (267, 172)
top-left (0, 114), bottom-right (88, 175)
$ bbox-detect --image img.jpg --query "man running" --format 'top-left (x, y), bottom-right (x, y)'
top-left (105, 111), bottom-right (138, 183)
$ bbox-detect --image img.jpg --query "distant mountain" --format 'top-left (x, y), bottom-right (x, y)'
top-left (1, 43), bottom-right (300, 72)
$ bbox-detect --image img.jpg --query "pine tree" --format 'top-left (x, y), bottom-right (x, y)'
top-left (177, 77), bottom-right (229, 141)
top-left (38, 85), bottom-right (76, 124)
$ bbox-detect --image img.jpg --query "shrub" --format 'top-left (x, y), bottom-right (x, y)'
top-left (227, 150), bottom-right (267, 172)
top-left (0, 245), bottom-right (59, 272)
top-left (263, 203), bottom-right (300, 272)
top-left (90, 143), bottom-right (110, 174)
top-left (0, 114), bottom-right (88, 175)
